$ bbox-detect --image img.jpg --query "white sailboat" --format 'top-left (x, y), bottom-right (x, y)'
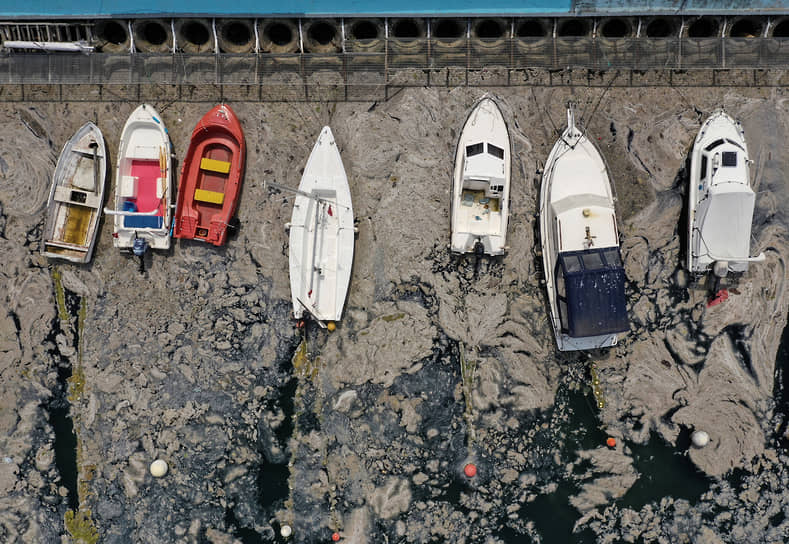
top-left (104, 104), bottom-right (172, 267)
top-left (539, 107), bottom-right (629, 351)
top-left (42, 122), bottom-right (106, 263)
top-left (687, 110), bottom-right (765, 278)
top-left (451, 96), bottom-right (511, 256)
top-left (288, 126), bottom-right (355, 326)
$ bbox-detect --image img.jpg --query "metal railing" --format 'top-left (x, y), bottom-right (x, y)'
top-left (1, 37), bottom-right (788, 86)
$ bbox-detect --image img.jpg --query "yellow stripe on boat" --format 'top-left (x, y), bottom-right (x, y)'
top-left (200, 157), bottom-right (231, 174)
top-left (194, 188), bottom-right (225, 205)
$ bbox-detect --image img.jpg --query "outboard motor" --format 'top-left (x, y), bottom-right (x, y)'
top-left (133, 237), bottom-right (148, 273)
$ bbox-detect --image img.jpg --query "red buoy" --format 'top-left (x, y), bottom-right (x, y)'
top-left (331, 532), bottom-right (340, 542)
top-left (464, 463), bottom-right (477, 477)
top-left (606, 437), bottom-right (617, 448)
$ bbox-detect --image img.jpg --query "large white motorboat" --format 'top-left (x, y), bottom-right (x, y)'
top-left (104, 104), bottom-right (173, 268)
top-left (451, 96), bottom-right (511, 256)
top-left (687, 110), bottom-right (764, 278)
top-left (288, 126), bottom-right (355, 327)
top-left (539, 107), bottom-right (629, 351)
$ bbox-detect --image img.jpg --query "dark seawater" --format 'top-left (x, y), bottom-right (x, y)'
top-left (47, 288), bottom-right (81, 512)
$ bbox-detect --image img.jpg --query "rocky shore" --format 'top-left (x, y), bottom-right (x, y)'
top-left (0, 83), bottom-right (787, 542)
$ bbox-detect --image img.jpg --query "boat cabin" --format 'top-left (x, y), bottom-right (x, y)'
top-left (463, 141), bottom-right (506, 198)
top-left (554, 247), bottom-right (629, 338)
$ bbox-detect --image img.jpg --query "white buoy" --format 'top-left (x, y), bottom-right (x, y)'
top-left (280, 524), bottom-right (292, 538)
top-left (150, 459), bottom-right (168, 477)
top-left (691, 431), bottom-right (710, 448)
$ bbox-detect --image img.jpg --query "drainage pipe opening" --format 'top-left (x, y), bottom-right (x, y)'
top-left (132, 19), bottom-right (173, 53)
top-left (217, 19), bottom-right (254, 53)
top-left (175, 19), bottom-right (212, 53)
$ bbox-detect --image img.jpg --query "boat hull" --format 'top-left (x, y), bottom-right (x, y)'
top-left (539, 110), bottom-right (627, 351)
top-left (42, 122), bottom-right (107, 263)
top-left (288, 126), bottom-right (355, 323)
top-left (174, 104), bottom-right (245, 246)
top-left (451, 96), bottom-right (511, 256)
top-left (110, 104), bottom-right (172, 252)
top-left (687, 110), bottom-right (756, 276)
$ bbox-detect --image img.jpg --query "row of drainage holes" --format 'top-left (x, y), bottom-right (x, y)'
top-left (98, 18), bottom-right (789, 47)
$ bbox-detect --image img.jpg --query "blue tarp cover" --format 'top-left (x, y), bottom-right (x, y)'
top-left (558, 247), bottom-right (628, 338)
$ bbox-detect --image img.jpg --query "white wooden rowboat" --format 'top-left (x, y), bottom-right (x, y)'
top-left (42, 122), bottom-right (106, 264)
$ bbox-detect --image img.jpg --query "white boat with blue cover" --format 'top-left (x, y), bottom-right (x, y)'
top-left (288, 126), bottom-right (355, 326)
top-left (687, 110), bottom-right (765, 278)
top-left (539, 107), bottom-right (629, 351)
top-left (451, 96), bottom-right (511, 256)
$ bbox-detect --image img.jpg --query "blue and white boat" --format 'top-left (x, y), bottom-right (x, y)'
top-left (539, 107), bottom-right (629, 351)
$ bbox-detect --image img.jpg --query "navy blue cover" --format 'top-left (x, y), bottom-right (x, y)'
top-left (122, 201), bottom-right (163, 229)
top-left (558, 247), bottom-right (629, 338)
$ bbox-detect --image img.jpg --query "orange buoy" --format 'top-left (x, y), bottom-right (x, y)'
top-left (606, 437), bottom-right (616, 448)
top-left (331, 532), bottom-right (341, 542)
top-left (464, 463), bottom-right (477, 477)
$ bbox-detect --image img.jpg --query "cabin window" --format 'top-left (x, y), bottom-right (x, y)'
top-left (555, 261), bottom-right (569, 332)
top-left (601, 247), bottom-right (622, 267)
top-left (563, 254), bottom-right (583, 274)
top-left (581, 250), bottom-right (604, 270)
top-left (721, 151), bottom-right (737, 167)
top-left (704, 138), bottom-right (725, 152)
top-left (488, 143), bottom-right (504, 159)
top-left (700, 156), bottom-right (708, 180)
top-left (466, 143), bottom-right (483, 157)
top-left (726, 138), bottom-right (744, 151)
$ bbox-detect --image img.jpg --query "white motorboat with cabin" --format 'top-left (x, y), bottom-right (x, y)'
top-left (42, 122), bottom-right (106, 263)
top-left (539, 107), bottom-right (629, 351)
top-left (288, 126), bottom-right (355, 327)
top-left (451, 96), bottom-right (511, 256)
top-left (105, 104), bottom-right (172, 268)
top-left (687, 110), bottom-right (764, 278)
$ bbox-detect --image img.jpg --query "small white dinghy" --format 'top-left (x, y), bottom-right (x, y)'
top-left (688, 110), bottom-right (765, 278)
top-left (104, 104), bottom-right (172, 268)
top-left (451, 96), bottom-right (511, 255)
top-left (288, 126), bottom-right (355, 327)
top-left (42, 122), bottom-right (106, 263)
top-left (539, 107), bottom-right (629, 351)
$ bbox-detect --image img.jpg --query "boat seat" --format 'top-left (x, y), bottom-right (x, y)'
top-left (122, 201), bottom-right (163, 229)
top-left (134, 145), bottom-right (161, 160)
top-left (45, 240), bottom-right (88, 251)
top-left (194, 188), bottom-right (225, 205)
top-left (119, 176), bottom-right (138, 198)
top-left (53, 186), bottom-right (101, 208)
top-left (200, 157), bottom-right (231, 174)
top-left (462, 193), bottom-right (475, 207)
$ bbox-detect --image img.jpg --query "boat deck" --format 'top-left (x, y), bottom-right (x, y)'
top-left (455, 189), bottom-right (501, 235)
